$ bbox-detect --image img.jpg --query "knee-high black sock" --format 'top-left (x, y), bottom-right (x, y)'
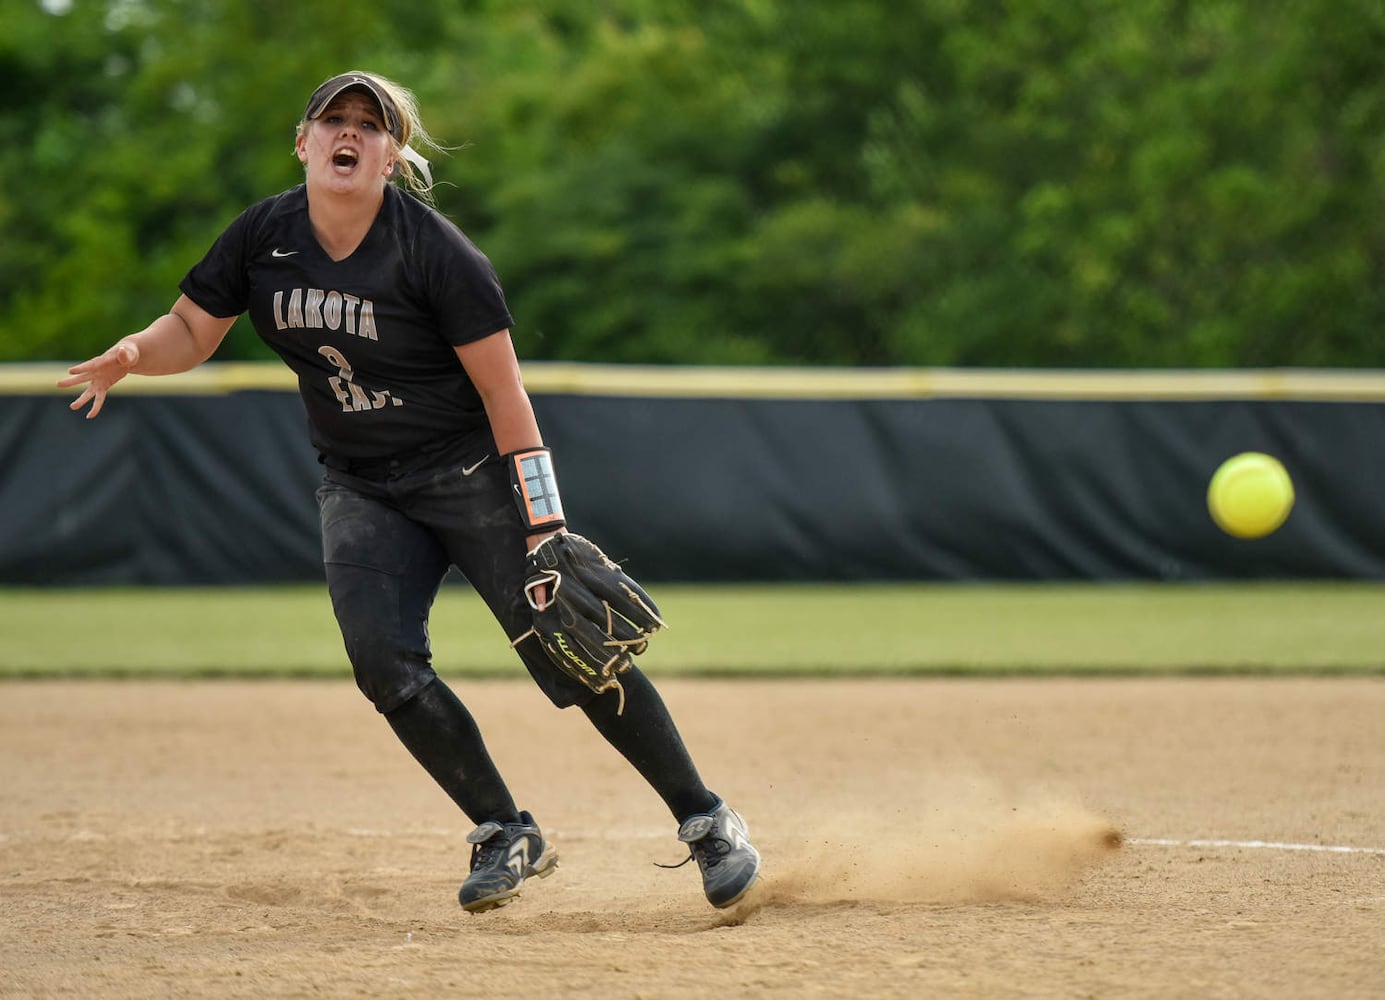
top-left (384, 678), bottom-right (521, 826)
top-left (580, 666), bottom-right (719, 822)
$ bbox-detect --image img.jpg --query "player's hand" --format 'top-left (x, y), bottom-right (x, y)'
top-left (524, 528), bottom-right (567, 609)
top-left (58, 340), bottom-right (141, 419)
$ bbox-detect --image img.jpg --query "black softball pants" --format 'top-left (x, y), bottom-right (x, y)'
top-left (315, 440), bottom-right (717, 824)
top-left (315, 448), bottom-right (590, 714)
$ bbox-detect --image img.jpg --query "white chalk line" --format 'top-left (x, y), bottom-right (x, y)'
top-left (343, 829), bottom-right (1385, 856)
top-left (1130, 837), bottom-right (1385, 856)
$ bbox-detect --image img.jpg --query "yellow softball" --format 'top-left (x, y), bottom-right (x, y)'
top-left (1207, 452), bottom-right (1295, 539)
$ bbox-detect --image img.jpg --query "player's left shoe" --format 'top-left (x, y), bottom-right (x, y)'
top-left (458, 810), bottom-right (558, 913)
top-left (670, 796), bottom-right (762, 908)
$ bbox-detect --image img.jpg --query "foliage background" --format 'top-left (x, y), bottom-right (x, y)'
top-left (5, 0), bottom-right (1385, 368)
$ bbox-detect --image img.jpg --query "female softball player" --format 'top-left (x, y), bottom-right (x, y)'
top-left (60, 70), bottom-right (760, 913)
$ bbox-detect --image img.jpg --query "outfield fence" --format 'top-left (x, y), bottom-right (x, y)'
top-left (4, 364), bottom-right (1384, 584)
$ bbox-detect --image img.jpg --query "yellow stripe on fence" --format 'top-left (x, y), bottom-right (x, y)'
top-left (7, 362), bottom-right (1385, 401)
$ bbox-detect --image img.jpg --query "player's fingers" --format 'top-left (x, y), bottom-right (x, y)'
top-left (59, 343), bottom-right (136, 386)
top-left (522, 570), bottom-right (558, 611)
top-left (57, 357), bottom-right (102, 387)
top-left (68, 385), bottom-right (108, 419)
top-left (67, 386), bottom-right (95, 411)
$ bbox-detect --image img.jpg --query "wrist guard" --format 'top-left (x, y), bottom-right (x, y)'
top-left (507, 447), bottom-right (567, 533)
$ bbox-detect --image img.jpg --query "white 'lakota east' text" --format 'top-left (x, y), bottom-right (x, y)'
top-left (273, 288), bottom-right (378, 340)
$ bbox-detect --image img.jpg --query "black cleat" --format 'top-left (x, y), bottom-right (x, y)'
top-left (672, 797), bottom-right (762, 908)
top-left (458, 810), bottom-right (558, 913)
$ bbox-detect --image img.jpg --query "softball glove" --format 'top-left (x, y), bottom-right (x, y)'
top-left (512, 532), bottom-right (665, 712)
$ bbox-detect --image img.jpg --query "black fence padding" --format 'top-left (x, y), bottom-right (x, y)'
top-left (3, 388), bottom-right (1382, 584)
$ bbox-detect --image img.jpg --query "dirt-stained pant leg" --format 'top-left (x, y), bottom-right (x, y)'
top-left (316, 476), bottom-right (452, 714)
top-left (399, 458), bottom-right (594, 709)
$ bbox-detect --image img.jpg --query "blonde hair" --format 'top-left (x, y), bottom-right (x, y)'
top-left (296, 70), bottom-right (442, 204)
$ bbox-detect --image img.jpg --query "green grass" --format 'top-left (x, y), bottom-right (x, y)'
top-left (3, 582), bottom-right (1384, 679)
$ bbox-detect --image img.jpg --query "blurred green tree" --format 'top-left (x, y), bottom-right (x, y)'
top-left (3, 0), bottom-right (1384, 367)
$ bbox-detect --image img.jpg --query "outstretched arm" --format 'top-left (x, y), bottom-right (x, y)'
top-left (59, 295), bottom-right (237, 419)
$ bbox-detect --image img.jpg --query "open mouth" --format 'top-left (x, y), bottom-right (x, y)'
top-left (331, 148), bottom-right (359, 169)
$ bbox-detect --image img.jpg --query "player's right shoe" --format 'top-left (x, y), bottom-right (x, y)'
top-left (672, 796), bottom-right (762, 908)
top-left (458, 810), bottom-right (558, 913)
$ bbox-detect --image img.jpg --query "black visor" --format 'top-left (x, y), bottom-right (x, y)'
top-left (303, 73), bottom-right (402, 142)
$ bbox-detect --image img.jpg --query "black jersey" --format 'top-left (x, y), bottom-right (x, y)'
top-left (180, 184), bottom-right (515, 462)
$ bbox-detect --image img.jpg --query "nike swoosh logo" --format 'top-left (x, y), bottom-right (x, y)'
top-left (271, 248), bottom-right (299, 258)
top-left (462, 456), bottom-right (489, 476)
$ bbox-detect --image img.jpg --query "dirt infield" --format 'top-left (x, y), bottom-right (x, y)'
top-left (3, 677), bottom-right (1383, 999)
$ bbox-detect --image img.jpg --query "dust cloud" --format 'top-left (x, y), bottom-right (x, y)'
top-left (732, 777), bottom-right (1122, 917)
